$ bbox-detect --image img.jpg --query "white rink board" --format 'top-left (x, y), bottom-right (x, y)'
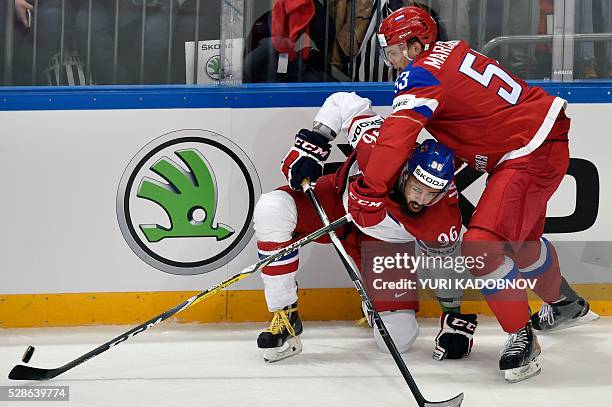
top-left (0, 104), bottom-right (610, 294)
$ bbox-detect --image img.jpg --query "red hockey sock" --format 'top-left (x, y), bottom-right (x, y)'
top-left (257, 240), bottom-right (299, 276)
top-left (463, 228), bottom-right (530, 333)
top-left (516, 238), bottom-right (563, 303)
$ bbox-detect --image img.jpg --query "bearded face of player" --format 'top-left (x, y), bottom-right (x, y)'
top-left (402, 175), bottom-right (444, 213)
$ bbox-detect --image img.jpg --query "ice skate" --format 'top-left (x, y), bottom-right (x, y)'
top-left (531, 297), bottom-right (599, 332)
top-left (499, 322), bottom-right (541, 383)
top-left (257, 303), bottom-right (303, 363)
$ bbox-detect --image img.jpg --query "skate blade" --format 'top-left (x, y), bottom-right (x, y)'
top-left (503, 356), bottom-right (541, 383)
top-left (263, 336), bottom-right (302, 363)
top-left (542, 310), bottom-right (600, 333)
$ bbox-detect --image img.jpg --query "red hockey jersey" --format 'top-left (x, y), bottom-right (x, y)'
top-left (311, 92), bottom-right (461, 250)
top-left (362, 40), bottom-right (569, 197)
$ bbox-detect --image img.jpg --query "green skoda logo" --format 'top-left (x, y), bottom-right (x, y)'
top-left (205, 55), bottom-right (231, 81)
top-left (137, 149), bottom-right (234, 242)
top-left (206, 56), bottom-right (221, 80)
top-left (117, 130), bottom-right (261, 275)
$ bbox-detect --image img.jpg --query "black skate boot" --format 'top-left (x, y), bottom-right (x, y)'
top-left (257, 303), bottom-right (303, 363)
top-left (499, 322), bottom-right (541, 383)
top-left (531, 297), bottom-right (599, 332)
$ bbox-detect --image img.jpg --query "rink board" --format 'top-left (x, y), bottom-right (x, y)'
top-left (1, 286), bottom-right (611, 328)
top-left (0, 83), bottom-right (611, 327)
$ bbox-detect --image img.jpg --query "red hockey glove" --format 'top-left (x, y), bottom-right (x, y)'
top-left (348, 179), bottom-right (386, 228)
top-left (281, 129), bottom-right (331, 191)
top-left (433, 312), bottom-right (478, 360)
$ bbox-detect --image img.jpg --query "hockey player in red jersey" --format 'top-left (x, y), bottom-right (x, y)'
top-left (254, 92), bottom-right (477, 363)
top-left (348, 6), bottom-right (599, 382)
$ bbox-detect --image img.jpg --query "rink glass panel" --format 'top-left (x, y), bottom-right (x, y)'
top-left (2, 0), bottom-right (612, 86)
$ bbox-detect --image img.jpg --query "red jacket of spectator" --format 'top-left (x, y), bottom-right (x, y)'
top-left (271, 0), bottom-right (314, 61)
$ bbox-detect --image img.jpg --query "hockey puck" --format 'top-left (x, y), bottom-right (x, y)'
top-left (22, 346), bottom-right (35, 363)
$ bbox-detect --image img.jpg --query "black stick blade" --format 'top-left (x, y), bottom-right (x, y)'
top-left (424, 393), bottom-right (464, 407)
top-left (8, 365), bottom-right (57, 381)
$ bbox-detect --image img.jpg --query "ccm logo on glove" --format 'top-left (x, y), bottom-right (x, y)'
top-left (281, 129), bottom-right (331, 191)
top-left (347, 180), bottom-right (387, 227)
top-left (348, 191), bottom-right (383, 208)
top-left (295, 138), bottom-right (330, 161)
top-left (449, 318), bottom-right (477, 331)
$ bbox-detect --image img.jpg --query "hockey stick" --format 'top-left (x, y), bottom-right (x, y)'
top-left (303, 182), bottom-right (464, 407)
top-left (8, 214), bottom-right (351, 381)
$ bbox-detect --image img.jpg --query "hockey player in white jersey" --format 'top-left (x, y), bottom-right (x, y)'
top-left (253, 92), bottom-right (477, 363)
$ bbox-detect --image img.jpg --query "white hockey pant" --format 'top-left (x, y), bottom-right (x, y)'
top-left (254, 190), bottom-right (300, 312)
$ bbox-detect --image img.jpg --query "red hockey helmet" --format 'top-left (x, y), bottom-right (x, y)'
top-left (378, 6), bottom-right (437, 51)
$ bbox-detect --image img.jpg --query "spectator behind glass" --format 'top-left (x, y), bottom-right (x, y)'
top-left (329, 0), bottom-right (373, 78)
top-left (9, 0), bottom-right (33, 85)
top-left (243, 0), bottom-right (336, 83)
top-left (502, 0), bottom-right (541, 79)
top-left (11, 0), bottom-right (90, 85)
top-left (352, 0), bottom-right (446, 82)
top-left (9, 0), bottom-right (174, 85)
top-left (579, 0), bottom-right (612, 79)
top-left (15, 0), bottom-right (33, 28)
top-left (74, 0), bottom-right (175, 84)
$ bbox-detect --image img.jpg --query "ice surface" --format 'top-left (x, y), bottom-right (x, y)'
top-left (1, 317), bottom-right (610, 407)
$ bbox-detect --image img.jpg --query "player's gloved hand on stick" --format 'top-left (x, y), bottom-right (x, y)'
top-left (281, 129), bottom-right (331, 191)
top-left (348, 179), bottom-right (386, 227)
top-left (433, 312), bottom-right (478, 360)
